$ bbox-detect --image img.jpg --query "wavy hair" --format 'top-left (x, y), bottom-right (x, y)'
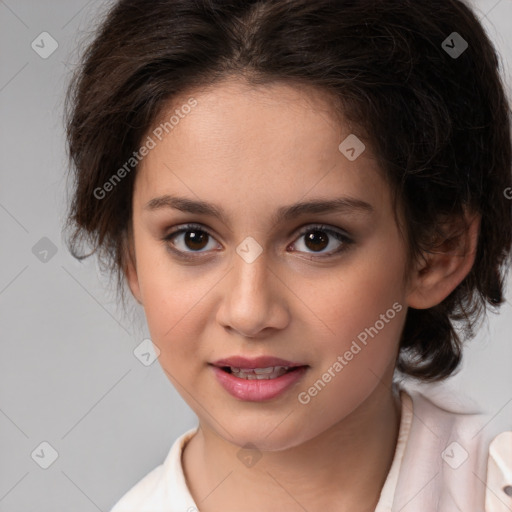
top-left (64, 0), bottom-right (512, 381)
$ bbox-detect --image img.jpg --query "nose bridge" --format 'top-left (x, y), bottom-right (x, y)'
top-left (230, 239), bottom-right (271, 304)
top-left (217, 238), bottom-right (287, 337)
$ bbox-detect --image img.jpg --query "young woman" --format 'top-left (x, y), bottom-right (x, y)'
top-left (64, 0), bottom-right (512, 510)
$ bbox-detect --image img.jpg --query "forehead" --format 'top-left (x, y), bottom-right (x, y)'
top-left (134, 78), bottom-right (389, 219)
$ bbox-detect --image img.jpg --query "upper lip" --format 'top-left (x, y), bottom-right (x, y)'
top-left (211, 356), bottom-right (306, 369)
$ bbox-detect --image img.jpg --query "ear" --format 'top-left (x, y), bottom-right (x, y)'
top-left (123, 231), bottom-right (143, 305)
top-left (406, 210), bottom-right (481, 309)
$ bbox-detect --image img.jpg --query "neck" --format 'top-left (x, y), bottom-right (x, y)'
top-left (182, 383), bottom-right (402, 512)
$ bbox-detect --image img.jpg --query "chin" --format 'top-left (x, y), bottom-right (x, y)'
top-left (219, 420), bottom-right (318, 453)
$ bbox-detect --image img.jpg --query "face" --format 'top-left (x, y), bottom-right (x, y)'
top-left (126, 78), bottom-right (411, 451)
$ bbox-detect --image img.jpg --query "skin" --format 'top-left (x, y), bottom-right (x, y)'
top-left (124, 77), bottom-right (480, 511)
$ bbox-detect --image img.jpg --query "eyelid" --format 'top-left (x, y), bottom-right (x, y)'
top-left (294, 223), bottom-right (350, 239)
top-left (163, 223), bottom-right (218, 245)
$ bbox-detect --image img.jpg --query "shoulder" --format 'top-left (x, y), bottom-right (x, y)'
top-left (486, 430), bottom-right (512, 512)
top-left (109, 427), bottom-right (199, 512)
top-left (395, 384), bottom-right (512, 512)
top-left (109, 464), bottom-right (165, 512)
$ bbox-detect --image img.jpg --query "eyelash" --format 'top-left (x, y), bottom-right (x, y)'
top-left (161, 223), bottom-right (353, 261)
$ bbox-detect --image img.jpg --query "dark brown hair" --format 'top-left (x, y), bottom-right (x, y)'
top-left (64, 0), bottom-right (512, 381)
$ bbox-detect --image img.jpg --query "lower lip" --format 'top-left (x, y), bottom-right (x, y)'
top-left (210, 365), bottom-right (308, 401)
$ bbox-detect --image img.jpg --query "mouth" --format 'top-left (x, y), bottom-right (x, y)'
top-left (217, 365), bottom-right (307, 380)
top-left (210, 362), bottom-right (309, 401)
top-left (210, 355), bottom-right (309, 381)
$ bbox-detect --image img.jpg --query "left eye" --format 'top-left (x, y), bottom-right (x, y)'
top-left (290, 225), bottom-right (352, 257)
top-left (162, 223), bottom-right (352, 258)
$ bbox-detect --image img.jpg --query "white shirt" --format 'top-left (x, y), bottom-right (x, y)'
top-left (110, 385), bottom-right (512, 511)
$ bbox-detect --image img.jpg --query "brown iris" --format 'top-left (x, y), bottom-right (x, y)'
top-left (304, 230), bottom-right (329, 252)
top-left (184, 230), bottom-right (209, 251)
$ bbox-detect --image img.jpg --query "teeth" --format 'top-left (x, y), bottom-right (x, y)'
top-left (229, 366), bottom-right (291, 380)
top-left (253, 367), bottom-right (280, 374)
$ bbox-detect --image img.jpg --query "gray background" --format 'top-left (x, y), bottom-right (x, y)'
top-left (0, 0), bottom-right (511, 510)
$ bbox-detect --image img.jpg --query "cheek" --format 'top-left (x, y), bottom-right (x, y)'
top-left (143, 283), bottom-right (204, 352)
top-left (314, 243), bottom-right (405, 333)
top-left (303, 237), bottom-right (406, 380)
top-left (143, 291), bottom-right (206, 382)
top-left (355, 237), bottom-right (407, 315)
top-left (298, 275), bottom-right (405, 422)
top-left (134, 241), bottom-right (207, 363)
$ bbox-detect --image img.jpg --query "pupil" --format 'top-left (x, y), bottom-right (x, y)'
top-left (305, 230), bottom-right (328, 252)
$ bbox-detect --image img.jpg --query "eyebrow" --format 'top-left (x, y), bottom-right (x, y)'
top-left (144, 194), bottom-right (374, 225)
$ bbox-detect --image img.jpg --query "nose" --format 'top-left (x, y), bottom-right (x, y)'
top-left (215, 245), bottom-right (290, 339)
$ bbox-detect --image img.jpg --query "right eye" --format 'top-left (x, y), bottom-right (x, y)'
top-left (162, 223), bottom-right (221, 258)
